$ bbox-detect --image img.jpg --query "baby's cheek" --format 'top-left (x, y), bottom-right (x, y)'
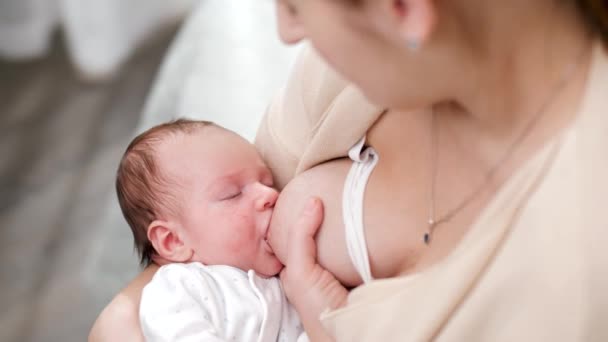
top-left (223, 210), bottom-right (256, 251)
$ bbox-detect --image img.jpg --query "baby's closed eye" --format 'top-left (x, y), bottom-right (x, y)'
top-left (221, 190), bottom-right (241, 201)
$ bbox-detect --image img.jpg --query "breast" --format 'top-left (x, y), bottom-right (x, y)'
top-left (269, 157), bottom-right (428, 287)
top-left (269, 159), bottom-right (361, 286)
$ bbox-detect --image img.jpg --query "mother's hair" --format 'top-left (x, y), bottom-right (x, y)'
top-left (576, 0), bottom-right (608, 44)
top-left (336, 0), bottom-right (608, 45)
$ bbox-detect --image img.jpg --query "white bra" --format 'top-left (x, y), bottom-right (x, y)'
top-left (342, 136), bottom-right (379, 284)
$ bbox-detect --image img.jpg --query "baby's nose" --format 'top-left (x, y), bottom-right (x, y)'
top-left (255, 183), bottom-right (279, 210)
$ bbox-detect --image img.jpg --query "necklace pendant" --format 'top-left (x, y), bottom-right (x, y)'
top-left (425, 219), bottom-right (435, 245)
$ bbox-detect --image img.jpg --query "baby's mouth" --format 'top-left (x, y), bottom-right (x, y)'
top-left (262, 213), bottom-right (275, 254)
top-left (263, 237), bottom-right (274, 255)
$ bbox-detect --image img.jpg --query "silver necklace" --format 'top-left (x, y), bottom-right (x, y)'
top-left (424, 49), bottom-right (587, 245)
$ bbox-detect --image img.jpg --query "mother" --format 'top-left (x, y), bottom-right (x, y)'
top-left (91, 0), bottom-right (608, 341)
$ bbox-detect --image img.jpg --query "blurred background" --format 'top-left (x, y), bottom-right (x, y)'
top-left (0, 0), bottom-right (300, 340)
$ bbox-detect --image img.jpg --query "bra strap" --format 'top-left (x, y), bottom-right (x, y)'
top-left (343, 136), bottom-right (379, 284)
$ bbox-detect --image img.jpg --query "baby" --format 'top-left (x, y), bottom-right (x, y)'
top-left (116, 119), bottom-right (306, 342)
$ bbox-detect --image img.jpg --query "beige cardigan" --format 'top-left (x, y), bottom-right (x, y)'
top-left (255, 43), bottom-right (608, 341)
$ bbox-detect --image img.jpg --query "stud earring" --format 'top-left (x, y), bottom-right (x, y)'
top-left (406, 37), bottom-right (420, 51)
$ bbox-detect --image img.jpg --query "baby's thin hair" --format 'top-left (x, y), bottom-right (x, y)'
top-left (116, 118), bottom-right (214, 266)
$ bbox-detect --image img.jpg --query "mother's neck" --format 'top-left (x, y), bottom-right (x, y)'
top-left (442, 0), bottom-right (593, 142)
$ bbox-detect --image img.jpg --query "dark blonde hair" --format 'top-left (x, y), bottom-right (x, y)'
top-left (116, 119), bottom-right (214, 266)
top-left (577, 0), bottom-right (608, 44)
top-left (338, 0), bottom-right (608, 45)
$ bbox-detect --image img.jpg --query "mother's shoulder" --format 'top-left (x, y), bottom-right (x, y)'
top-left (288, 44), bottom-right (350, 122)
top-left (256, 44), bottom-right (382, 187)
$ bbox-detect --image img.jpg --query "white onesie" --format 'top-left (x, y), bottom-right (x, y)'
top-left (342, 136), bottom-right (379, 284)
top-left (140, 262), bottom-right (307, 342)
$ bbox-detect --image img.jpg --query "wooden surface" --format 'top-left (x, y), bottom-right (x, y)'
top-left (0, 27), bottom-right (177, 342)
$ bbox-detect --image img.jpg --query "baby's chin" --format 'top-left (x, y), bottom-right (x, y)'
top-left (265, 232), bottom-right (284, 263)
top-left (255, 258), bottom-right (284, 278)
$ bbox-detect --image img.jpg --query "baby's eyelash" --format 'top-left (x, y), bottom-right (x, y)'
top-left (224, 191), bottom-right (241, 200)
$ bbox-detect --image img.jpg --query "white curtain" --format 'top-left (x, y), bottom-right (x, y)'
top-left (0, 0), bottom-right (196, 80)
top-left (138, 0), bottom-right (301, 141)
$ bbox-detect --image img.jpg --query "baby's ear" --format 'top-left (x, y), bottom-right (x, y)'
top-left (147, 220), bottom-right (193, 263)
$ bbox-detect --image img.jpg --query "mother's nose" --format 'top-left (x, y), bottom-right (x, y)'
top-left (254, 183), bottom-right (279, 210)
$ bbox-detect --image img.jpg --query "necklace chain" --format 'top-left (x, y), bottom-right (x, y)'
top-left (424, 48), bottom-right (588, 245)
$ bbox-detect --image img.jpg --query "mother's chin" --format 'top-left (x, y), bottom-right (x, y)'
top-left (267, 158), bottom-right (365, 288)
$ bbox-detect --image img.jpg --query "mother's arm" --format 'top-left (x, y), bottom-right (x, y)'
top-left (88, 265), bottom-right (158, 342)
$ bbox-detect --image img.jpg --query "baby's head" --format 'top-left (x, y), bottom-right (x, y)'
top-left (116, 119), bottom-right (281, 276)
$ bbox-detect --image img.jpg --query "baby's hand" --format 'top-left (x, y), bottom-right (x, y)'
top-left (280, 198), bottom-right (347, 341)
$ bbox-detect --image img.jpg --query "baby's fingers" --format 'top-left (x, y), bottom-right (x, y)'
top-left (286, 197), bottom-right (324, 272)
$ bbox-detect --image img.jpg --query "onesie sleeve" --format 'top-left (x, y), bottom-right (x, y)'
top-left (139, 264), bottom-right (227, 342)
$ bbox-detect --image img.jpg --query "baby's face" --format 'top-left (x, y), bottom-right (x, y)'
top-left (157, 127), bottom-right (282, 277)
